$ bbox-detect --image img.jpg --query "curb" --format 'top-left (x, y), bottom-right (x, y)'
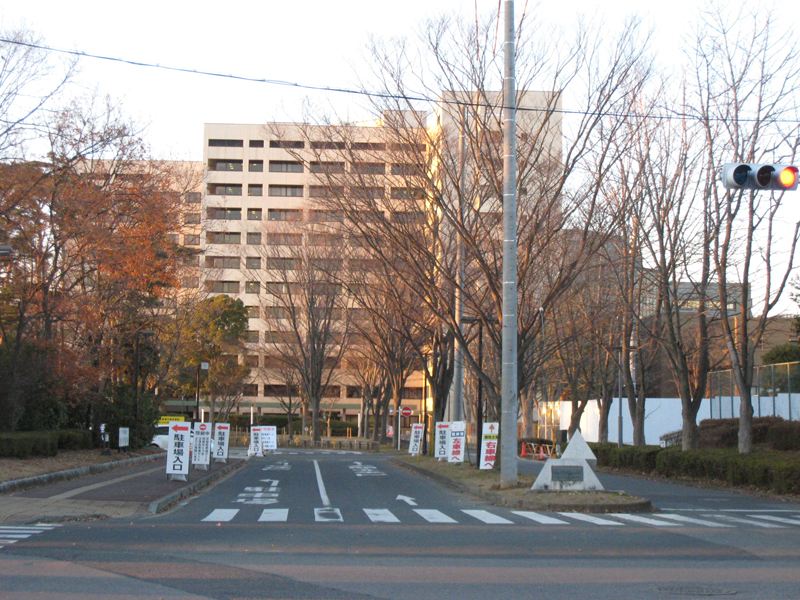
top-left (147, 459), bottom-right (246, 514)
top-left (394, 458), bottom-right (652, 514)
top-left (0, 452), bottom-right (166, 495)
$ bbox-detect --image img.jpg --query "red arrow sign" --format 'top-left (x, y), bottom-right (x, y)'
top-left (489, 424), bottom-right (496, 432)
top-left (171, 424), bottom-right (189, 432)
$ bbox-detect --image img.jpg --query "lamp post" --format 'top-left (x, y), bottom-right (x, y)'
top-left (134, 330), bottom-right (154, 435)
top-left (612, 345), bottom-right (623, 447)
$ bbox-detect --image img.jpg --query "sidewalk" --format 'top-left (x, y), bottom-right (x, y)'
top-left (0, 450), bottom-right (246, 524)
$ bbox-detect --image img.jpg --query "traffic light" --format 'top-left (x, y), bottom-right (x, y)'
top-left (723, 163), bottom-right (799, 191)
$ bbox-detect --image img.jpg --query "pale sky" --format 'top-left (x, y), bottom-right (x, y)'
top-left (0, 0), bottom-right (736, 160)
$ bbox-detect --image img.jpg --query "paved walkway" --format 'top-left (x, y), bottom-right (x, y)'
top-left (0, 451), bottom-right (246, 524)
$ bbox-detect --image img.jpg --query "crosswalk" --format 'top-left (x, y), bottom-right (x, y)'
top-left (199, 507), bottom-right (800, 529)
top-left (0, 524), bottom-right (60, 550)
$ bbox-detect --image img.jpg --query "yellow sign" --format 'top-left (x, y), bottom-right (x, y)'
top-left (158, 416), bottom-right (185, 425)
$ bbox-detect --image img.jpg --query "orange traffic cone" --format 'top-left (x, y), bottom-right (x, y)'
top-left (520, 443), bottom-right (528, 458)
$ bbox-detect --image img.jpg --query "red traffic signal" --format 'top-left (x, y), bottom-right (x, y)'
top-left (723, 163), bottom-right (798, 191)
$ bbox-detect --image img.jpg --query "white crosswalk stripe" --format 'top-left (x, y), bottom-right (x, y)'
top-left (512, 511), bottom-right (570, 525)
top-left (0, 524), bottom-right (59, 550)
top-left (197, 508), bottom-right (800, 529)
top-left (558, 513), bottom-right (624, 526)
top-left (462, 510), bottom-right (514, 524)
top-left (364, 509), bottom-right (400, 523)
top-left (413, 509), bottom-right (458, 523)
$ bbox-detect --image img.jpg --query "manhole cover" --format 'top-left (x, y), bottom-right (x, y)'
top-left (658, 586), bottom-right (737, 596)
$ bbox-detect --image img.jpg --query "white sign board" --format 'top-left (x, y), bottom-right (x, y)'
top-left (166, 422), bottom-right (191, 479)
top-left (262, 425), bottom-right (278, 451)
top-left (192, 422), bottom-right (212, 469)
top-left (448, 421), bottom-right (466, 463)
top-left (213, 423), bottom-right (230, 462)
top-left (435, 422), bottom-right (451, 459)
top-left (118, 427), bottom-right (129, 449)
top-left (479, 422), bottom-right (499, 470)
top-left (408, 423), bottom-right (425, 455)
top-left (250, 426), bottom-right (264, 457)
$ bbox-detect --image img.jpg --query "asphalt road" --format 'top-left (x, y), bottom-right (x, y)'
top-left (1, 450), bottom-right (799, 600)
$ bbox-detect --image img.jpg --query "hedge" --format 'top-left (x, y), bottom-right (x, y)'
top-left (591, 443), bottom-right (800, 496)
top-left (0, 431), bottom-right (59, 458)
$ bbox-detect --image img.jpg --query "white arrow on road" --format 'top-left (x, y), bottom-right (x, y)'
top-left (396, 495), bottom-right (418, 506)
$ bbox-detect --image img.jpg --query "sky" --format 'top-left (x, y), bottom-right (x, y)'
top-left (0, 0), bottom-right (733, 161)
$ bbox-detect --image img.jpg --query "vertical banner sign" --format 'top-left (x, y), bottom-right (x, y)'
top-left (408, 423), bottom-right (425, 455)
top-left (435, 422), bottom-right (451, 459)
top-left (118, 427), bottom-right (129, 450)
top-left (213, 423), bottom-right (230, 462)
top-left (480, 422), bottom-right (499, 470)
top-left (166, 422), bottom-right (191, 480)
top-left (192, 422), bottom-right (212, 470)
top-left (262, 425), bottom-right (278, 451)
top-left (250, 426), bottom-right (264, 457)
top-left (448, 421), bottom-right (466, 463)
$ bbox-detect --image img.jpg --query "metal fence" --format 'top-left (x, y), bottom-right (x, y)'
top-left (708, 362), bottom-right (799, 421)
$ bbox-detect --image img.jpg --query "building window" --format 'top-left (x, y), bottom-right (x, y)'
top-left (351, 162), bottom-right (385, 175)
top-left (242, 383), bottom-right (259, 397)
top-left (352, 142), bottom-right (386, 151)
top-left (180, 277), bottom-right (199, 289)
top-left (207, 207), bottom-right (242, 220)
top-left (209, 159), bottom-right (243, 171)
top-left (245, 281), bottom-right (260, 294)
top-left (184, 234), bottom-right (200, 246)
top-left (206, 232), bottom-right (241, 244)
top-left (245, 256), bottom-right (261, 269)
top-left (244, 355), bottom-right (260, 367)
top-left (269, 160), bottom-right (303, 173)
top-left (249, 160), bottom-right (264, 172)
top-left (267, 257), bottom-right (298, 270)
top-left (205, 256), bottom-right (239, 269)
top-left (247, 208), bottom-right (262, 220)
top-left (309, 161), bottom-right (345, 174)
top-left (246, 232), bottom-right (262, 245)
top-left (391, 211), bottom-right (425, 223)
top-left (322, 386), bottom-right (341, 398)
top-left (391, 163), bottom-right (422, 176)
top-left (268, 185), bottom-right (303, 197)
top-left (390, 187), bottom-right (425, 200)
top-left (264, 306), bottom-right (291, 319)
top-left (268, 232), bottom-right (302, 246)
top-left (249, 139), bottom-right (265, 148)
top-left (264, 384), bottom-right (299, 396)
top-left (267, 208), bottom-right (303, 221)
top-left (309, 209), bottom-right (344, 222)
top-left (269, 140), bottom-right (304, 149)
top-left (206, 280), bottom-right (240, 293)
top-left (165, 233), bottom-right (179, 244)
top-left (350, 186), bottom-right (384, 200)
top-left (184, 212), bottom-right (201, 224)
top-left (309, 185), bottom-right (344, 198)
top-left (246, 330), bottom-right (260, 343)
top-left (208, 184), bottom-right (243, 196)
top-left (184, 192), bottom-right (201, 203)
top-left (246, 306), bottom-right (260, 318)
top-left (346, 386), bottom-right (362, 398)
top-left (308, 234), bottom-right (339, 246)
top-left (310, 141), bottom-right (346, 150)
top-left (402, 387), bottom-right (423, 399)
top-left (208, 139), bottom-right (243, 147)
top-left (248, 184), bottom-right (263, 196)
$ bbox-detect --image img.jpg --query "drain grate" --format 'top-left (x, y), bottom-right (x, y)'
top-left (658, 586), bottom-right (738, 597)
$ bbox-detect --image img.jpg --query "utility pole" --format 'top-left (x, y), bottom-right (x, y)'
top-left (500, 0), bottom-right (518, 488)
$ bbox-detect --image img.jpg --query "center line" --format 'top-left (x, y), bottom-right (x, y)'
top-left (313, 460), bottom-right (330, 507)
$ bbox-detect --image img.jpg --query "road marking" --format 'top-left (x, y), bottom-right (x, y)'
top-left (558, 513), bottom-right (625, 526)
top-left (656, 514), bottom-right (734, 527)
top-left (0, 525), bottom-right (56, 550)
top-left (313, 460), bottom-right (331, 506)
top-left (314, 507), bottom-right (343, 522)
top-left (512, 511), bottom-right (569, 525)
top-left (701, 514), bottom-right (785, 528)
top-left (414, 509), bottom-right (458, 523)
top-left (462, 510), bottom-right (514, 524)
top-left (258, 509), bottom-right (289, 522)
top-left (201, 509), bottom-right (239, 522)
top-left (364, 509), bottom-right (400, 523)
top-left (396, 495), bottom-right (417, 506)
top-left (750, 515), bottom-right (800, 526)
top-left (612, 514), bottom-right (681, 527)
